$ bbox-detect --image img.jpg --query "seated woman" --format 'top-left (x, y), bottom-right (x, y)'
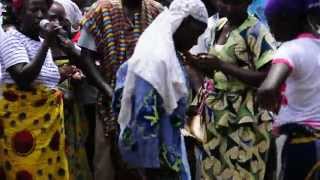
top-left (185, 0), bottom-right (276, 179)
top-left (258, 0), bottom-right (320, 179)
top-left (0, 0), bottom-right (69, 179)
top-left (113, 0), bottom-right (208, 179)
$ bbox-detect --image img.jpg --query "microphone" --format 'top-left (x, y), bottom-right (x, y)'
top-left (39, 19), bottom-right (51, 29)
top-left (39, 19), bottom-right (81, 56)
top-left (39, 19), bottom-right (68, 36)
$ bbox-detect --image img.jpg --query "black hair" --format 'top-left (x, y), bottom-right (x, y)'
top-left (12, 0), bottom-right (53, 26)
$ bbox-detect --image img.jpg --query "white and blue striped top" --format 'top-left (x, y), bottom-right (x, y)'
top-left (0, 29), bottom-right (60, 88)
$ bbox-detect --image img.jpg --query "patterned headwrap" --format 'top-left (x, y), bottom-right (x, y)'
top-left (12, 0), bottom-right (23, 12)
top-left (12, 0), bottom-right (53, 13)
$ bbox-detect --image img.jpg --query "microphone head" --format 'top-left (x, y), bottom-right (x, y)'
top-left (39, 19), bottom-right (50, 29)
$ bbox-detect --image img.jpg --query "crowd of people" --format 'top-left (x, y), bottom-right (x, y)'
top-left (0, 0), bottom-right (319, 180)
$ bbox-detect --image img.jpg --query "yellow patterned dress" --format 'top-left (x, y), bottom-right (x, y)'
top-left (200, 16), bottom-right (276, 180)
top-left (0, 84), bottom-right (69, 180)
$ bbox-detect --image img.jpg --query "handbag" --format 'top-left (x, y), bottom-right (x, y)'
top-left (183, 79), bottom-right (214, 144)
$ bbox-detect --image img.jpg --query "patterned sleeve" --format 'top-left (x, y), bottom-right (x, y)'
top-left (247, 22), bottom-right (277, 70)
top-left (81, 1), bottom-right (104, 41)
top-left (0, 35), bottom-right (29, 70)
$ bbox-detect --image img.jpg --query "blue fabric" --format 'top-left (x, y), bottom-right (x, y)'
top-left (248, 0), bottom-right (268, 25)
top-left (113, 61), bottom-right (191, 180)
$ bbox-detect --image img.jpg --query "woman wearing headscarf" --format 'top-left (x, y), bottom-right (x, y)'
top-left (114, 0), bottom-right (208, 179)
top-left (258, 0), bottom-right (320, 179)
top-left (0, 0), bottom-right (69, 179)
top-left (54, 0), bottom-right (82, 33)
top-left (185, 0), bottom-right (276, 179)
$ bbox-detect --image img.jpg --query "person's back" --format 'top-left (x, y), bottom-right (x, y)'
top-left (78, 0), bottom-right (163, 179)
top-left (273, 35), bottom-right (320, 126)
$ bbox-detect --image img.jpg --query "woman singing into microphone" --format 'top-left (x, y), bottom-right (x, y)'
top-left (0, 0), bottom-right (70, 179)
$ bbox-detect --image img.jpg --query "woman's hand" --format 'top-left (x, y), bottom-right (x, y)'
top-left (257, 85), bottom-right (281, 112)
top-left (183, 52), bottom-right (221, 75)
top-left (60, 65), bottom-right (85, 81)
top-left (41, 22), bottom-right (62, 46)
top-left (257, 63), bottom-right (291, 112)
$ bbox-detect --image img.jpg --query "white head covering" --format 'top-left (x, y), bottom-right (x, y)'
top-left (118, 0), bottom-right (208, 135)
top-left (55, 0), bottom-right (82, 32)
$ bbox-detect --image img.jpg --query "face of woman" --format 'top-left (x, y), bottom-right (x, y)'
top-left (174, 17), bottom-right (206, 52)
top-left (20, 0), bottom-right (50, 34)
top-left (215, 0), bottom-right (249, 20)
top-left (267, 14), bottom-right (304, 42)
top-left (47, 3), bottom-right (71, 36)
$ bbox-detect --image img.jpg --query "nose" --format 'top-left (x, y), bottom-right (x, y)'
top-left (36, 10), bottom-right (44, 19)
top-left (51, 18), bottom-right (60, 25)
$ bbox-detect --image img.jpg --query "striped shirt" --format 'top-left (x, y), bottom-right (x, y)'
top-left (81, 0), bottom-right (163, 87)
top-left (0, 29), bottom-right (60, 88)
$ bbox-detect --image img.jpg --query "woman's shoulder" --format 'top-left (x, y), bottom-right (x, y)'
top-left (278, 38), bottom-right (318, 55)
top-left (0, 29), bottom-right (23, 49)
top-left (245, 16), bottom-right (271, 37)
top-left (1, 29), bottom-right (28, 45)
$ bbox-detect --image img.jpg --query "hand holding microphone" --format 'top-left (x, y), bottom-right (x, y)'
top-left (40, 19), bottom-right (77, 53)
top-left (39, 19), bottom-right (64, 46)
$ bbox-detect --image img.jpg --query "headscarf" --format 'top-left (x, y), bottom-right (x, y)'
top-left (265, 0), bottom-right (320, 17)
top-left (12, 0), bottom-right (23, 12)
top-left (12, 0), bottom-right (53, 13)
top-left (118, 0), bottom-right (208, 135)
top-left (55, 0), bottom-right (82, 32)
top-left (265, 0), bottom-right (306, 18)
top-left (265, 0), bottom-right (320, 33)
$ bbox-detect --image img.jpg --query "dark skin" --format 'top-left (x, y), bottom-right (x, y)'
top-left (47, 2), bottom-right (113, 97)
top-left (174, 17), bottom-right (207, 91)
top-left (185, 0), bottom-right (269, 88)
top-left (202, 0), bottom-right (217, 16)
top-left (7, 0), bottom-right (61, 90)
top-left (48, 2), bottom-right (82, 81)
top-left (257, 14), bottom-right (314, 112)
top-left (79, 0), bottom-right (143, 97)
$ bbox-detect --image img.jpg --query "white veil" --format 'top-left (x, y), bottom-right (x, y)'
top-left (118, 0), bottom-right (208, 135)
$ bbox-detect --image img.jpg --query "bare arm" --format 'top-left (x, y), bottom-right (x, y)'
top-left (6, 23), bottom-right (63, 89)
top-left (55, 31), bottom-right (113, 97)
top-left (184, 52), bottom-right (269, 87)
top-left (7, 40), bottom-right (50, 89)
top-left (215, 60), bottom-right (269, 87)
top-left (257, 63), bottom-right (291, 111)
top-left (74, 47), bottom-right (113, 97)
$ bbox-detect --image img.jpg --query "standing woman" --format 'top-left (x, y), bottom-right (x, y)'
top-left (0, 0), bottom-right (69, 179)
top-left (186, 0), bottom-right (276, 179)
top-left (258, 0), bottom-right (320, 179)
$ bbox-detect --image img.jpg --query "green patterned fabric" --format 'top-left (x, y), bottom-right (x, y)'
top-left (200, 16), bottom-right (276, 180)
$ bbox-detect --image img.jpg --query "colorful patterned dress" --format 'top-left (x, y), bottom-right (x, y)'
top-left (55, 59), bottom-right (92, 180)
top-left (0, 30), bottom-right (69, 180)
top-left (113, 58), bottom-right (191, 180)
top-left (81, 0), bottom-right (163, 136)
top-left (199, 16), bottom-right (276, 180)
